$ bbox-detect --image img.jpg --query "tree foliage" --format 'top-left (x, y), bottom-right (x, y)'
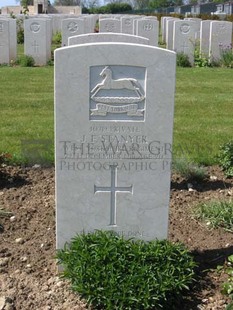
top-left (87, 2), bottom-right (132, 13)
top-left (148, 0), bottom-right (176, 8)
top-left (53, 0), bottom-right (81, 5)
top-left (82, 0), bottom-right (100, 9)
top-left (131, 0), bottom-right (150, 9)
top-left (20, 0), bottom-right (33, 7)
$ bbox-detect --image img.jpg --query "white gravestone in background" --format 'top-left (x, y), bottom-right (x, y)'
top-left (121, 16), bottom-right (134, 34)
top-left (173, 20), bottom-right (196, 65)
top-left (24, 18), bottom-right (51, 66)
top-left (136, 19), bottom-right (159, 47)
top-left (184, 17), bottom-right (201, 40)
top-left (99, 18), bottom-right (121, 33)
top-left (68, 33), bottom-right (149, 46)
top-left (85, 15), bottom-right (99, 33)
top-left (200, 20), bottom-right (211, 58)
top-left (61, 18), bottom-right (85, 46)
top-left (0, 19), bottom-right (17, 64)
top-left (166, 18), bottom-right (180, 50)
top-left (0, 19), bottom-right (10, 64)
top-left (55, 42), bottom-right (176, 249)
top-left (209, 21), bottom-right (233, 62)
top-left (161, 16), bottom-right (174, 43)
top-left (8, 19), bottom-right (17, 61)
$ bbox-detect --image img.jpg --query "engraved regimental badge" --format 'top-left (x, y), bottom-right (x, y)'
top-left (90, 66), bottom-right (146, 121)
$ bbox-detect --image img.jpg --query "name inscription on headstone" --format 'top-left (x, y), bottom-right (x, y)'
top-left (58, 128), bottom-right (172, 170)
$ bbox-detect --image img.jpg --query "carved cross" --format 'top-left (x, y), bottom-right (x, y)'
top-left (94, 164), bottom-right (133, 226)
top-left (32, 40), bottom-right (39, 53)
top-left (181, 41), bottom-right (189, 53)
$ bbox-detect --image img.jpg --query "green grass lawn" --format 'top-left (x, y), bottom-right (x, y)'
top-left (174, 68), bottom-right (233, 164)
top-left (0, 66), bottom-right (54, 164)
top-left (174, 67), bottom-right (233, 165)
top-left (0, 65), bottom-right (232, 166)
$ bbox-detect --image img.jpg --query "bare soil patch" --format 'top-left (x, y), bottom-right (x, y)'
top-left (0, 165), bottom-right (232, 309)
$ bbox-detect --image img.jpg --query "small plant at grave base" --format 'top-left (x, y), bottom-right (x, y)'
top-left (57, 230), bottom-right (197, 310)
top-left (0, 63), bottom-right (10, 67)
top-left (52, 31), bottom-right (62, 46)
top-left (220, 44), bottom-right (233, 68)
top-left (194, 49), bottom-right (209, 67)
top-left (218, 141), bottom-right (233, 178)
top-left (172, 157), bottom-right (207, 181)
top-left (194, 200), bottom-right (233, 232)
top-left (176, 52), bottom-right (192, 67)
top-left (47, 59), bottom-right (54, 66)
top-left (16, 55), bottom-right (35, 67)
top-left (221, 255), bottom-right (233, 309)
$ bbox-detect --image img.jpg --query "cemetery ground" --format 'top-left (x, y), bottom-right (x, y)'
top-left (0, 66), bottom-right (233, 309)
top-left (1, 165), bottom-right (233, 309)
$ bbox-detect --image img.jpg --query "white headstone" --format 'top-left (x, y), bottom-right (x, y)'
top-left (99, 18), bottom-right (121, 33)
top-left (55, 42), bottom-right (176, 249)
top-left (121, 16), bottom-right (134, 34)
top-left (136, 18), bottom-right (159, 46)
top-left (133, 17), bottom-right (143, 35)
top-left (161, 16), bottom-right (174, 43)
top-left (68, 33), bottom-right (149, 46)
top-left (49, 15), bottom-right (62, 34)
top-left (184, 17), bottom-right (201, 40)
top-left (24, 18), bottom-right (51, 66)
top-left (166, 18), bottom-right (180, 50)
top-left (61, 18), bottom-right (85, 46)
top-left (209, 21), bottom-right (233, 62)
top-left (200, 20), bottom-right (211, 57)
top-left (0, 18), bottom-right (17, 64)
top-left (9, 19), bottom-right (17, 61)
top-left (173, 20), bottom-right (196, 65)
top-left (82, 15), bottom-right (97, 34)
top-left (0, 19), bottom-right (10, 64)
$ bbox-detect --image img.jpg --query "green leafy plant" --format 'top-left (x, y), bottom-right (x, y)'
top-left (10, 12), bottom-right (16, 19)
top-left (222, 255), bottom-right (233, 309)
top-left (194, 200), bottom-right (233, 232)
top-left (0, 63), bottom-right (10, 67)
top-left (52, 31), bottom-right (62, 45)
top-left (218, 141), bottom-right (233, 177)
top-left (16, 55), bottom-right (35, 67)
top-left (194, 49), bottom-right (209, 67)
top-left (47, 59), bottom-right (54, 66)
top-left (57, 230), bottom-right (196, 310)
top-left (172, 157), bottom-right (207, 181)
top-left (176, 52), bottom-right (192, 67)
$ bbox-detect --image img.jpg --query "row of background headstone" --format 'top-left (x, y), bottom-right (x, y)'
top-left (0, 14), bottom-right (232, 65)
top-left (61, 15), bottom-right (158, 46)
top-left (162, 16), bottom-right (233, 64)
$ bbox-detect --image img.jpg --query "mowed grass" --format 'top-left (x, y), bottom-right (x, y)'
top-left (0, 66), bottom-right (54, 163)
top-left (0, 65), bottom-right (232, 165)
top-left (174, 67), bottom-right (233, 165)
